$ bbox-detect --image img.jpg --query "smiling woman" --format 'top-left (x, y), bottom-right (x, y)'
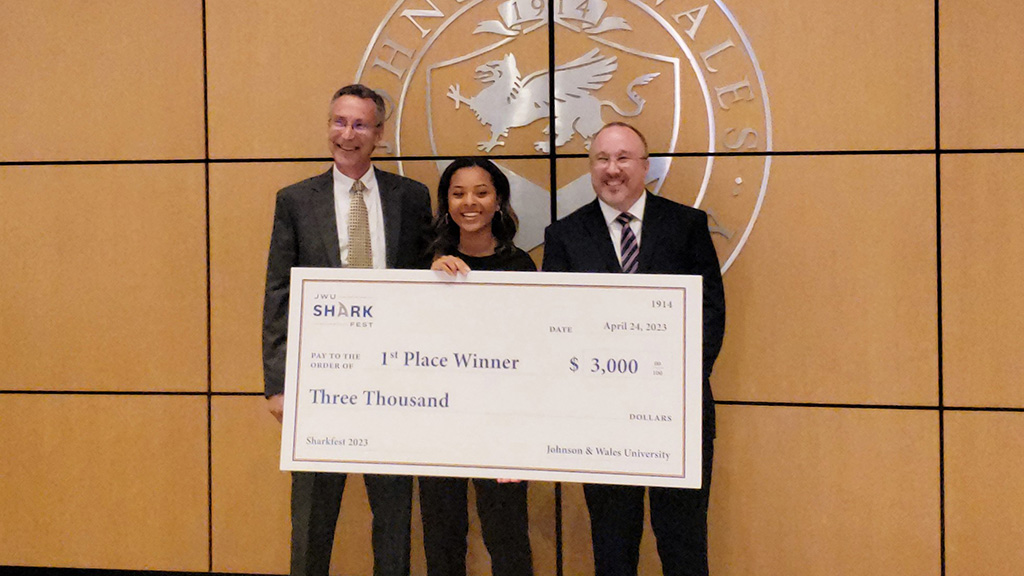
top-left (448, 166), bottom-right (500, 248)
top-left (419, 156), bottom-right (536, 576)
top-left (428, 157), bottom-right (534, 273)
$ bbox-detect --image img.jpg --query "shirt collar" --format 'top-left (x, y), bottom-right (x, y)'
top-left (598, 191), bottom-right (647, 227)
top-left (332, 165), bottom-right (377, 192)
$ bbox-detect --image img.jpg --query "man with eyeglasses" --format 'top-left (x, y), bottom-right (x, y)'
top-left (542, 122), bottom-right (725, 576)
top-left (263, 84), bottom-right (432, 576)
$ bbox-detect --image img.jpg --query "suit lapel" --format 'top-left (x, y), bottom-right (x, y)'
top-left (580, 200), bottom-right (622, 273)
top-left (309, 170), bottom-right (342, 268)
top-left (637, 193), bottom-right (665, 273)
top-left (376, 168), bottom-right (402, 268)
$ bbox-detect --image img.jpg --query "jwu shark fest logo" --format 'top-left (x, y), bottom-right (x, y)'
top-left (357, 0), bottom-right (771, 272)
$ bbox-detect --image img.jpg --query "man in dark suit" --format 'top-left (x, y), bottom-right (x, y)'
top-left (263, 84), bottom-right (432, 576)
top-left (542, 122), bottom-right (725, 576)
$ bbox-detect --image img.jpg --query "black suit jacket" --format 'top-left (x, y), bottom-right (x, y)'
top-left (542, 194), bottom-right (726, 433)
top-left (262, 167), bottom-right (432, 397)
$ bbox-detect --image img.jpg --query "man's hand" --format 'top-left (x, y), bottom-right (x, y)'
top-left (267, 393), bottom-right (284, 423)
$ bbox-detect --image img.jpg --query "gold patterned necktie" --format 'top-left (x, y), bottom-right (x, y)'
top-left (348, 180), bottom-right (373, 268)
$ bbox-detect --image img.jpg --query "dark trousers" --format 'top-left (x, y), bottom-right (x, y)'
top-left (584, 436), bottom-right (714, 576)
top-left (419, 477), bottom-right (534, 576)
top-left (290, 472), bottom-right (413, 576)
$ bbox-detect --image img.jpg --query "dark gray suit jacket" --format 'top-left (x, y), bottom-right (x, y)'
top-left (262, 167), bottom-right (432, 397)
top-left (541, 193), bottom-right (726, 433)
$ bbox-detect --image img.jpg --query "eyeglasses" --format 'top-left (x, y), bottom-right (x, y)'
top-left (590, 154), bottom-right (647, 168)
top-left (330, 118), bottom-right (381, 133)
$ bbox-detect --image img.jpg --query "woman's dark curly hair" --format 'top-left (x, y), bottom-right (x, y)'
top-left (430, 158), bottom-right (519, 257)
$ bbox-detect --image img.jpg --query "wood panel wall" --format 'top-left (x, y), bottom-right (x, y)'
top-left (2, 1), bottom-right (1022, 575)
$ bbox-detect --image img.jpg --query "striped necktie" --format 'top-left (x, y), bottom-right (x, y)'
top-left (617, 212), bottom-right (638, 273)
top-left (348, 180), bottom-right (373, 268)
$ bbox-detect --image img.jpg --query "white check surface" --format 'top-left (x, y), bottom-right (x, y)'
top-left (280, 268), bottom-right (704, 488)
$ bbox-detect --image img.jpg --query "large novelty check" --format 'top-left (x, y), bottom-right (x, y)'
top-left (280, 268), bottom-right (704, 488)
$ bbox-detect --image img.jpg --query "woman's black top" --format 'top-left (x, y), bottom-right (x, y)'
top-left (451, 248), bottom-right (537, 272)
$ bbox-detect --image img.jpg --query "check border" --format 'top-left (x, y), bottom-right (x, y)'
top-left (280, 268), bottom-right (704, 488)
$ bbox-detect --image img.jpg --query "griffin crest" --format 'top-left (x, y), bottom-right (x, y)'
top-left (447, 49), bottom-right (659, 153)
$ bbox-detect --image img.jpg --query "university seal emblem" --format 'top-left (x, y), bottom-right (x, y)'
top-left (357, 0), bottom-right (771, 272)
